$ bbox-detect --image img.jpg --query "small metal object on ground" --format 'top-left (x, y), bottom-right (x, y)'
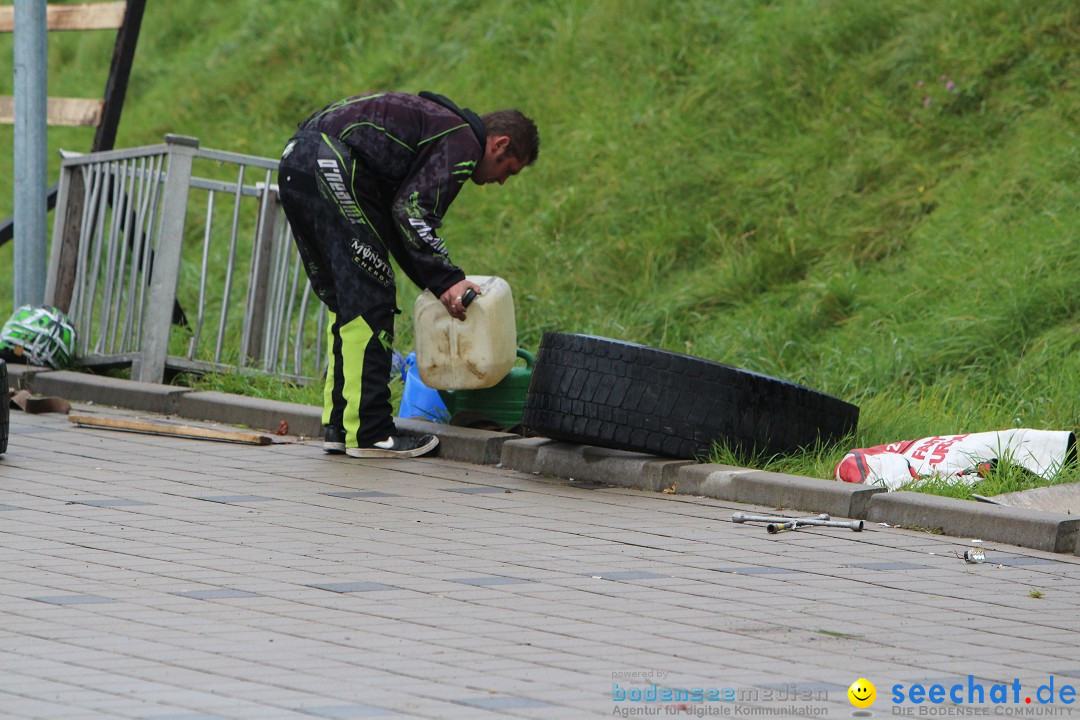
top-left (731, 511), bottom-right (864, 533)
top-left (961, 548), bottom-right (986, 563)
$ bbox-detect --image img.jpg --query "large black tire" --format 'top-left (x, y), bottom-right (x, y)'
top-left (522, 333), bottom-right (859, 459)
top-left (0, 359), bottom-right (7, 456)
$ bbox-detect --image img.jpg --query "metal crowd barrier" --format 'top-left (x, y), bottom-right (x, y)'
top-left (44, 134), bottom-right (327, 384)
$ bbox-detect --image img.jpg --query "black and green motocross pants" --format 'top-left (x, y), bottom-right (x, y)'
top-left (278, 130), bottom-right (399, 448)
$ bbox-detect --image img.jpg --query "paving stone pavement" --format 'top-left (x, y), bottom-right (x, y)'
top-left (4, 407), bottom-right (1080, 720)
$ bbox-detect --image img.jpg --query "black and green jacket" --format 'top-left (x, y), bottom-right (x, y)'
top-left (298, 91), bottom-right (486, 297)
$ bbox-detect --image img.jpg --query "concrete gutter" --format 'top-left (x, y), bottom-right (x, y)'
top-left (6, 364), bottom-right (1076, 555)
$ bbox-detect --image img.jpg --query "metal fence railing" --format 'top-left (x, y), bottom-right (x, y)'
top-left (44, 134), bottom-right (326, 384)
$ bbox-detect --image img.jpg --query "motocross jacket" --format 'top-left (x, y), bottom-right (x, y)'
top-left (297, 91), bottom-right (486, 297)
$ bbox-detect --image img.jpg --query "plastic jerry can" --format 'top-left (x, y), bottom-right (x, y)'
top-left (413, 275), bottom-right (517, 390)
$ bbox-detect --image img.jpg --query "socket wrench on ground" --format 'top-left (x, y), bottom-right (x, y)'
top-left (766, 517), bottom-right (864, 533)
top-left (731, 512), bottom-right (864, 533)
top-left (732, 512), bottom-right (830, 524)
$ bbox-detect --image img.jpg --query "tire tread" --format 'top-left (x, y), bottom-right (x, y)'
top-left (523, 333), bottom-right (858, 459)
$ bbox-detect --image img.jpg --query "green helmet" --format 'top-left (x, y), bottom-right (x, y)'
top-left (0, 305), bottom-right (78, 369)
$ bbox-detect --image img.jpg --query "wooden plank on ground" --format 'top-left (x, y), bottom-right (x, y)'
top-left (0, 3), bottom-right (127, 33)
top-left (0, 96), bottom-right (104, 126)
top-left (69, 413), bottom-right (274, 446)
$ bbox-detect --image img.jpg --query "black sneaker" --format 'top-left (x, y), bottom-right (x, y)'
top-left (323, 426), bottom-right (346, 454)
top-left (346, 434), bottom-right (439, 459)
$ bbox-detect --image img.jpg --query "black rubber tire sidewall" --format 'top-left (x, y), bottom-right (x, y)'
top-left (0, 359), bottom-right (7, 456)
top-left (522, 333), bottom-right (859, 459)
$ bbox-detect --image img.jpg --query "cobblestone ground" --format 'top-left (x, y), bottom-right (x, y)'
top-left (3, 409), bottom-right (1080, 719)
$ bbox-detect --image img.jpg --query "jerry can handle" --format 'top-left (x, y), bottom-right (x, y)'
top-left (516, 348), bottom-right (535, 368)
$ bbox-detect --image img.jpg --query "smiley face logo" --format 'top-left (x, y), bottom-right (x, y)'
top-left (848, 678), bottom-right (876, 708)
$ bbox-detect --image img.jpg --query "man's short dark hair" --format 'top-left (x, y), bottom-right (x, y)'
top-left (481, 110), bottom-right (539, 165)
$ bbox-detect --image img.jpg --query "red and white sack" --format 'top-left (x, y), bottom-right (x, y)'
top-left (835, 429), bottom-right (1076, 492)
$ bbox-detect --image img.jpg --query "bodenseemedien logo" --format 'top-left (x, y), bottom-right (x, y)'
top-left (609, 679), bottom-right (831, 717)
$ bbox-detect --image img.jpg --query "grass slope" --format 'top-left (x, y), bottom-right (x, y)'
top-left (0, 0), bottom-right (1076, 493)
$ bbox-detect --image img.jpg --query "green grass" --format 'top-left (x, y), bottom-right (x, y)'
top-left (0, 0), bottom-right (1077, 498)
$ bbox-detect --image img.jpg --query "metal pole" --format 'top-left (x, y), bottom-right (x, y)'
top-left (13, 0), bottom-right (48, 307)
top-left (133, 135), bottom-right (198, 384)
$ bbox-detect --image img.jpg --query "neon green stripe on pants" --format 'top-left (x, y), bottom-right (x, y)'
top-left (338, 314), bottom-right (373, 449)
top-left (322, 311), bottom-right (337, 427)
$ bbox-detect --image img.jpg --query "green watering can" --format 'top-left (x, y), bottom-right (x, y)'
top-left (438, 348), bottom-right (534, 429)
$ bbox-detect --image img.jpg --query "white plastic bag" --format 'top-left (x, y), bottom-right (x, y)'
top-left (836, 429), bottom-right (1076, 491)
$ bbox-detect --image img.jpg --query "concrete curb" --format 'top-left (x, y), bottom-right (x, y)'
top-left (5, 363), bottom-right (49, 391)
top-left (499, 440), bottom-right (880, 520)
top-left (673, 463), bottom-right (885, 520)
top-left (867, 491), bottom-right (1080, 555)
top-left (5, 367), bottom-right (1076, 555)
top-left (399, 417), bottom-right (518, 466)
top-left (28, 369), bottom-right (191, 415)
top-left (500, 438), bottom-right (692, 492)
top-left (176, 391), bottom-right (321, 437)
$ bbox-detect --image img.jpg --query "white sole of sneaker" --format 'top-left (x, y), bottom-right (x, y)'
top-left (323, 442), bottom-right (346, 454)
top-left (345, 436), bottom-right (439, 459)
